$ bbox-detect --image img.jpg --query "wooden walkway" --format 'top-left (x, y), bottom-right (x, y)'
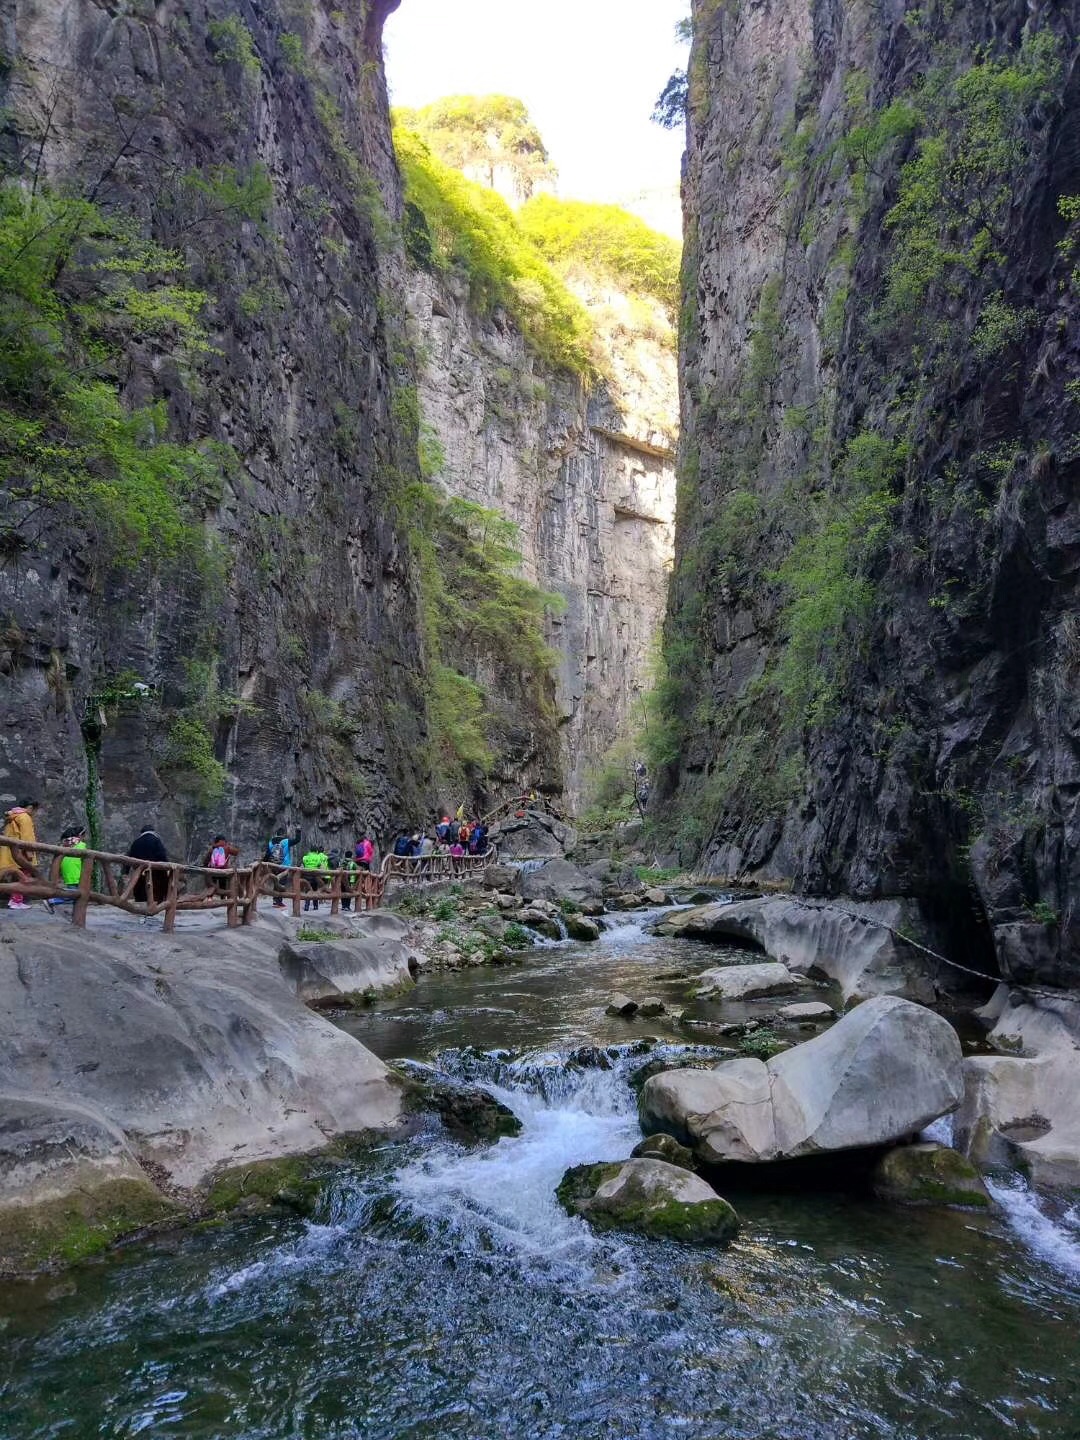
top-left (0, 840), bottom-right (496, 931)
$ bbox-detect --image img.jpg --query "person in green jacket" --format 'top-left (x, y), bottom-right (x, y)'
top-left (301, 845), bottom-right (328, 912)
top-left (47, 825), bottom-right (87, 908)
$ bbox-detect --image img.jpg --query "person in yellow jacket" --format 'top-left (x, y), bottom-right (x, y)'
top-left (0, 798), bottom-right (41, 910)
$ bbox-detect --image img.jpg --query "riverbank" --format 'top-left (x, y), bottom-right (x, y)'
top-left (0, 910), bottom-right (415, 1272)
top-left (2, 908), bottom-right (1078, 1438)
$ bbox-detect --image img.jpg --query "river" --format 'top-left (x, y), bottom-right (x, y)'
top-left (2, 912), bottom-right (1079, 1438)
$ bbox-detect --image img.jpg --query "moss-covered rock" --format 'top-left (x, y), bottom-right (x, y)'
top-left (0, 1179), bottom-right (182, 1274)
top-left (556, 1158), bottom-right (739, 1244)
top-left (204, 1156), bottom-right (326, 1217)
top-left (428, 1082), bottom-right (522, 1142)
top-left (631, 1132), bottom-right (697, 1171)
top-left (872, 1142), bottom-right (993, 1210)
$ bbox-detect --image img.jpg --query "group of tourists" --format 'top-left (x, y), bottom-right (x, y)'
top-left (391, 811), bottom-right (489, 861)
top-left (0, 796), bottom-right (491, 917)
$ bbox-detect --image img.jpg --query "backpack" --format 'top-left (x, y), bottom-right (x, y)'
top-left (210, 845), bottom-right (228, 868)
top-left (269, 839), bottom-right (287, 865)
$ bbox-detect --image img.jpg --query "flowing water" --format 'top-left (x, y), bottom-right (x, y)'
top-left (2, 914), bottom-right (1080, 1439)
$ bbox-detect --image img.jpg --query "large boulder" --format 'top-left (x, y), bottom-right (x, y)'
top-left (520, 858), bottom-right (601, 906)
top-left (954, 994), bottom-right (1080, 1187)
top-left (640, 996), bottom-right (963, 1164)
top-left (0, 926), bottom-right (404, 1194)
top-left (693, 962), bottom-right (799, 1001)
top-left (279, 912), bottom-right (417, 1003)
top-left (556, 1158), bottom-right (739, 1243)
top-left (490, 811), bottom-right (576, 861)
top-left (654, 896), bottom-right (936, 1004)
top-left (871, 1142), bottom-right (991, 1209)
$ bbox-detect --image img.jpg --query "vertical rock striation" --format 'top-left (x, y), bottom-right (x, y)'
top-left (662, 0), bottom-right (1080, 985)
top-left (406, 267), bottom-right (677, 805)
top-left (0, 0), bottom-right (431, 854)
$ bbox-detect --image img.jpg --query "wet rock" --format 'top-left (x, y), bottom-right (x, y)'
top-left (565, 915), bottom-right (600, 942)
top-left (0, 1097), bottom-right (181, 1274)
top-left (631, 1133), bottom-right (697, 1171)
top-left (520, 859), bottom-right (601, 906)
top-left (606, 994), bottom-right (639, 1017)
top-left (427, 1083), bottom-right (522, 1143)
top-left (579, 899), bottom-right (607, 917)
top-left (640, 996), bottom-right (964, 1165)
top-left (777, 1001), bottom-right (835, 1022)
top-left (872, 1143), bottom-right (992, 1209)
top-left (482, 865), bottom-right (521, 893)
top-left (643, 887), bottom-right (671, 905)
top-left (692, 962), bottom-right (798, 1002)
top-left (520, 913), bottom-right (563, 941)
top-left (637, 999), bottom-right (666, 1018)
top-left (655, 897), bottom-right (936, 1006)
top-left (556, 1159), bottom-right (739, 1244)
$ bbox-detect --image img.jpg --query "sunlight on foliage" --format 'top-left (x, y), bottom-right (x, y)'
top-left (0, 181), bottom-right (222, 566)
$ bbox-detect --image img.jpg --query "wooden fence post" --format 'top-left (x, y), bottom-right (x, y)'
top-left (73, 852), bottom-right (93, 929)
top-left (163, 866), bottom-right (179, 934)
top-left (226, 867), bottom-right (239, 928)
top-left (291, 867), bottom-right (302, 918)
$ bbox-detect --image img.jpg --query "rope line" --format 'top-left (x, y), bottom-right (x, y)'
top-left (746, 893), bottom-right (1079, 1006)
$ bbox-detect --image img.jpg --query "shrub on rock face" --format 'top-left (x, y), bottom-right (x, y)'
top-left (556, 1158), bottom-right (739, 1244)
top-left (872, 1143), bottom-right (992, 1209)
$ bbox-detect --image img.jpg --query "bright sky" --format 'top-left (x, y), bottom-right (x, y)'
top-left (383, 0), bottom-right (687, 210)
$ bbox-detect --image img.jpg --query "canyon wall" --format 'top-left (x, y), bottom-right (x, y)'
top-left (0, 0), bottom-right (431, 857)
top-left (661, 0), bottom-right (1080, 984)
top-left (406, 268), bottom-right (676, 804)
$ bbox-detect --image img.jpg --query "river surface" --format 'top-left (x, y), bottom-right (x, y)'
top-left (2, 913), bottom-right (1080, 1439)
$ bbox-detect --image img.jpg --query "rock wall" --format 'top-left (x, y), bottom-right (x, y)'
top-left (662, 0), bottom-right (1080, 984)
top-left (0, 0), bottom-right (431, 858)
top-left (406, 268), bottom-right (677, 803)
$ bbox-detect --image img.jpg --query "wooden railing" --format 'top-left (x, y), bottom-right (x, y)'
top-left (0, 838), bottom-right (494, 929)
top-left (0, 839), bottom-right (260, 932)
top-left (380, 847), bottom-right (496, 886)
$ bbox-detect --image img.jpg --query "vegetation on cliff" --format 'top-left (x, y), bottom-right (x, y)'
top-left (394, 125), bottom-right (596, 375)
top-left (654, 11), bottom-right (1075, 875)
top-left (393, 94), bottom-right (555, 198)
top-left (0, 181), bottom-right (223, 569)
top-left (519, 196), bottom-right (680, 312)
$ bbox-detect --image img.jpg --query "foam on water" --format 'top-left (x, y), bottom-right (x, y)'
top-left (388, 1048), bottom-right (643, 1277)
top-left (987, 1174), bottom-right (1080, 1282)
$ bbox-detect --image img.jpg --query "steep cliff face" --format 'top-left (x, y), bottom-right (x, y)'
top-left (406, 266), bottom-right (677, 804)
top-left (663, 0), bottom-right (1080, 983)
top-left (0, 0), bottom-right (431, 855)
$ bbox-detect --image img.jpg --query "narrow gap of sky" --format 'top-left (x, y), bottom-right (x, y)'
top-left (383, 0), bottom-right (687, 209)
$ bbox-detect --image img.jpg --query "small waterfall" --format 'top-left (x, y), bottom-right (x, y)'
top-left (389, 1046), bottom-right (642, 1272)
top-left (987, 1175), bottom-right (1080, 1282)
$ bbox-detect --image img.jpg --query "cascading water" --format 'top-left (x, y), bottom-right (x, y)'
top-left (3, 913), bottom-right (1080, 1438)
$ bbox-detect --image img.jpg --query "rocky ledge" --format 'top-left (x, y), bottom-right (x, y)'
top-left (653, 896), bottom-right (938, 1005)
top-left (0, 916), bottom-right (410, 1273)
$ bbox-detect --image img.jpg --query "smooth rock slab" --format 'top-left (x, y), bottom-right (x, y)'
top-left (872, 1143), bottom-right (991, 1209)
top-left (693, 962), bottom-right (798, 1001)
top-left (640, 996), bottom-right (964, 1164)
top-left (777, 1001), bottom-right (835, 1021)
top-left (556, 1158), bottom-right (739, 1243)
